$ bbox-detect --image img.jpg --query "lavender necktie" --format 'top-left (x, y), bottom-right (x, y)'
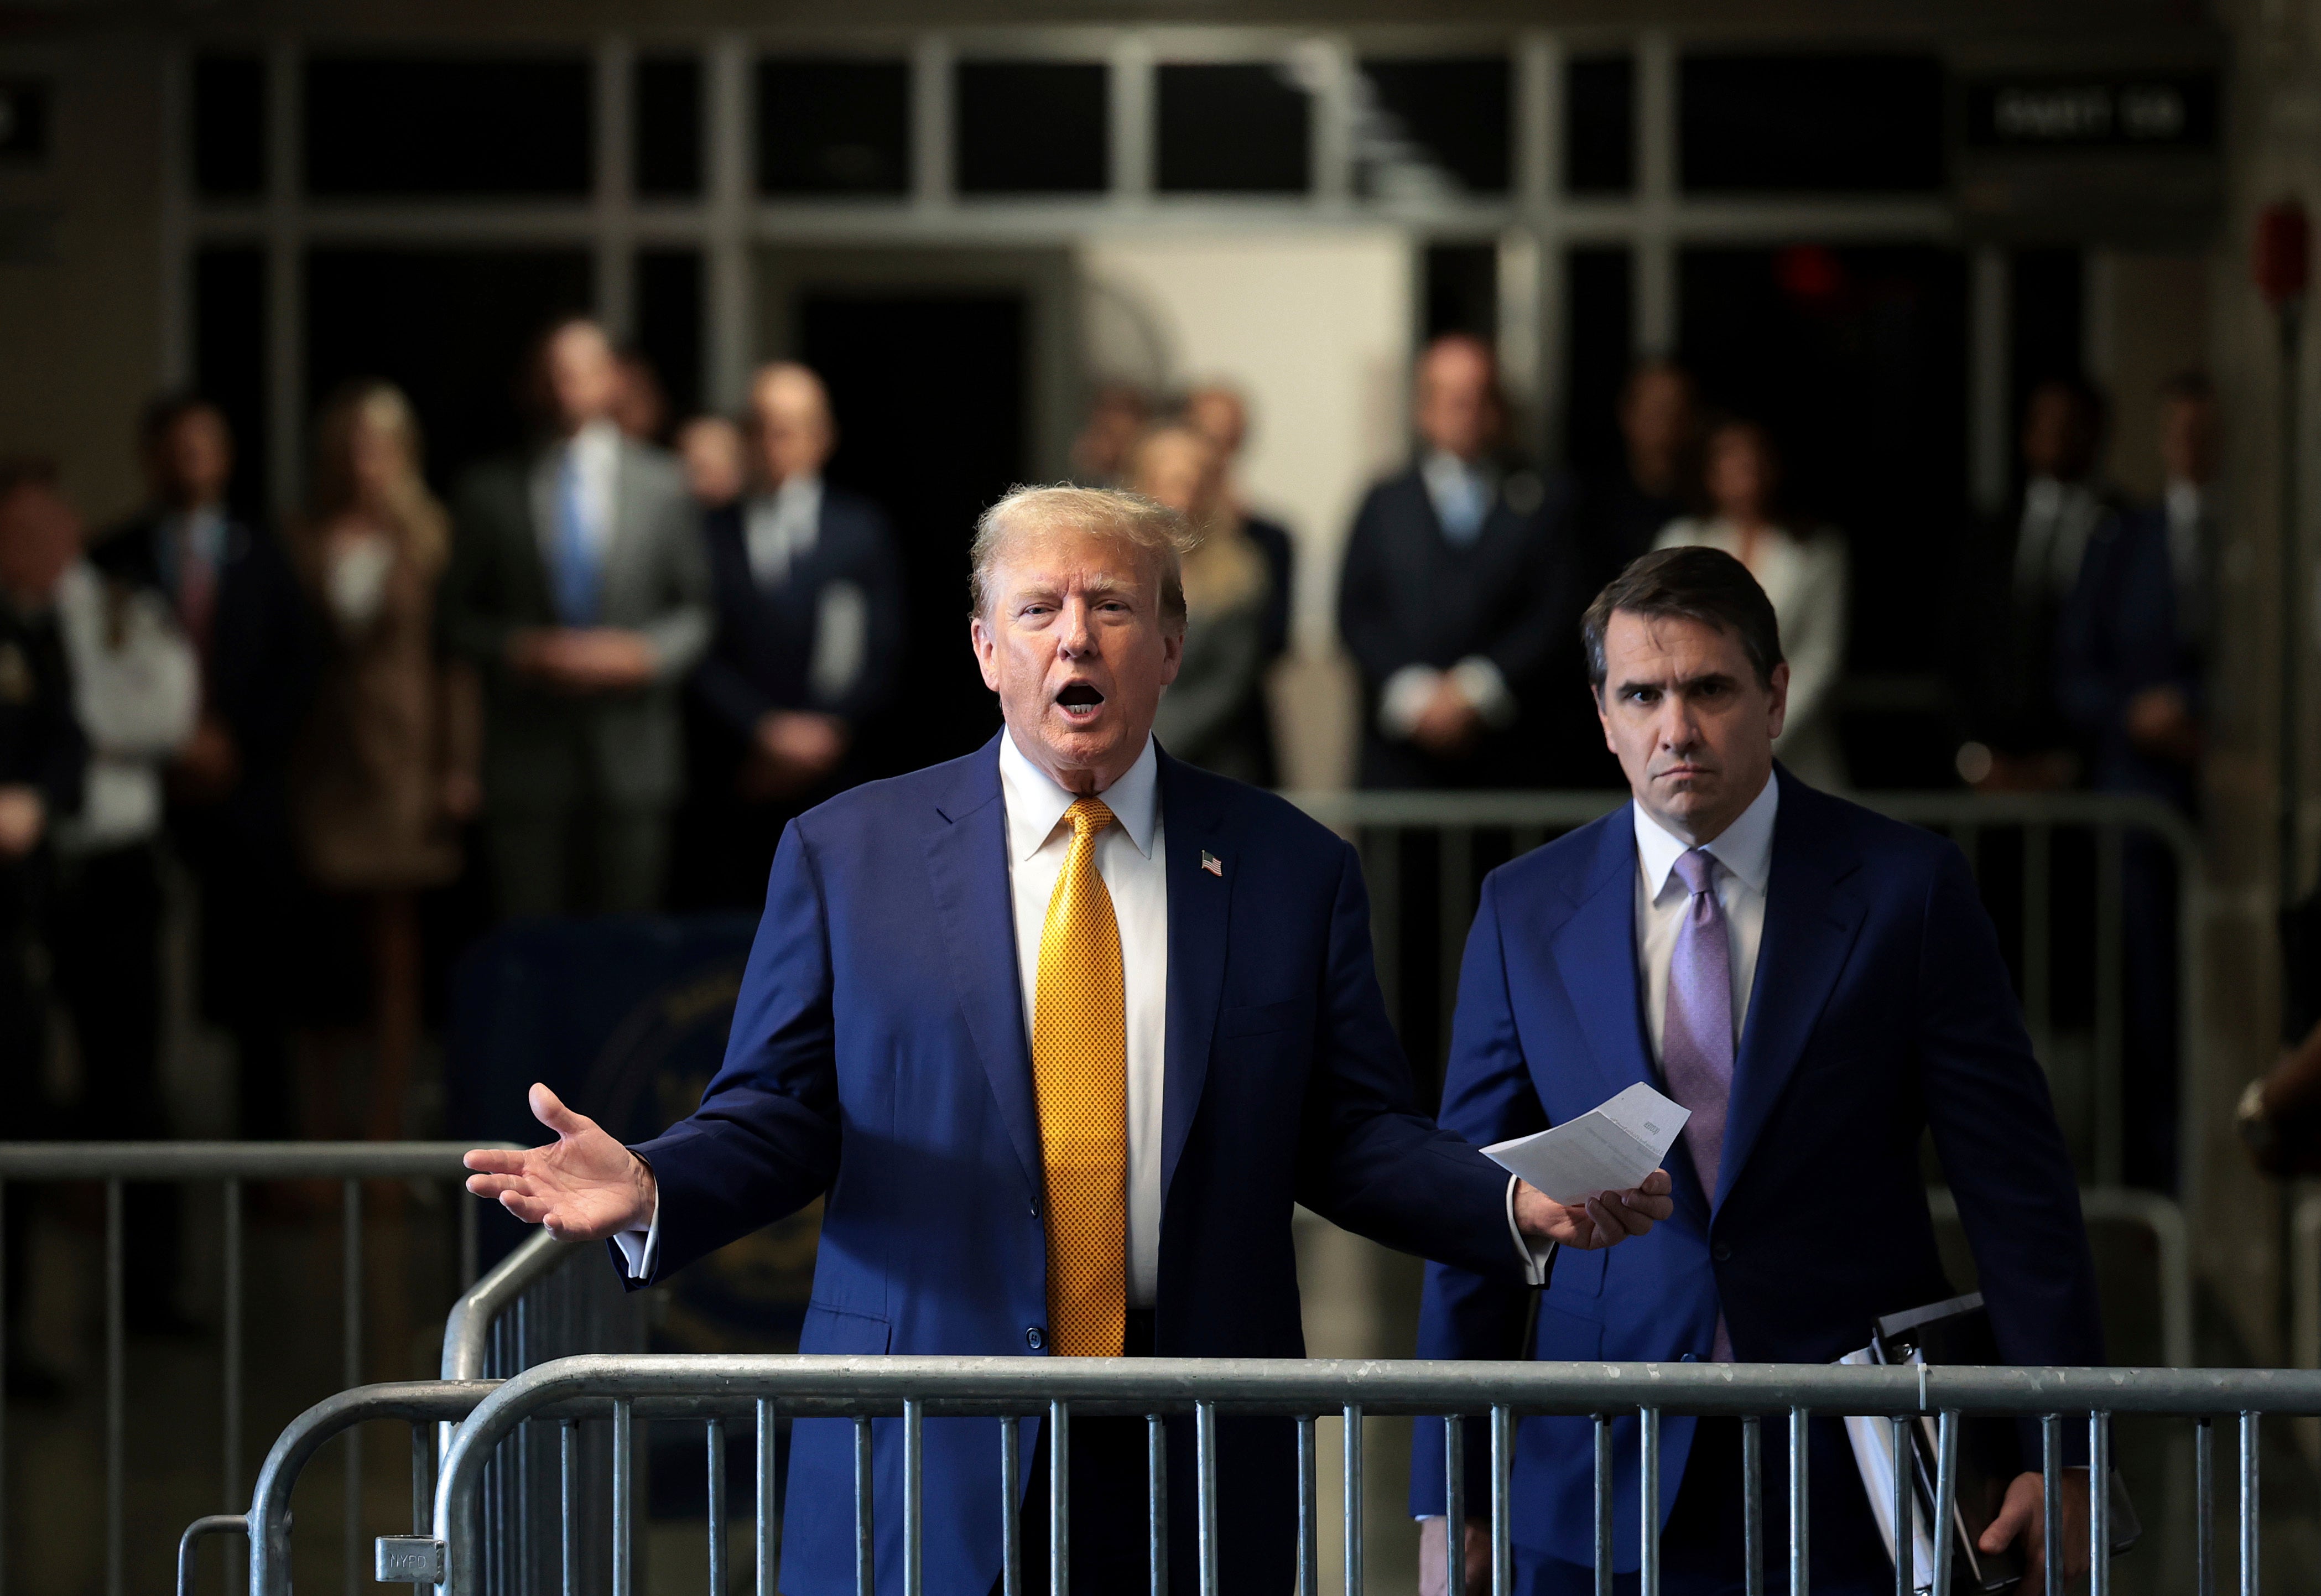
top-left (1663, 847), bottom-right (1736, 1361)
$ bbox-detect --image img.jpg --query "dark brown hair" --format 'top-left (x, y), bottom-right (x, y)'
top-left (1582, 545), bottom-right (1784, 693)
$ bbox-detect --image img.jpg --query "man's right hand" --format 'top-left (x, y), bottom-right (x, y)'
top-left (463, 1082), bottom-right (657, 1242)
top-left (1416, 1516), bottom-right (1488, 1596)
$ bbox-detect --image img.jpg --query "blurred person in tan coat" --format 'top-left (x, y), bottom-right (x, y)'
top-left (289, 382), bottom-right (480, 1137)
top-left (1128, 424), bottom-right (1278, 786)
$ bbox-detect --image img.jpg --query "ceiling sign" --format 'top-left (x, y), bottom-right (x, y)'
top-left (1965, 73), bottom-right (2218, 151)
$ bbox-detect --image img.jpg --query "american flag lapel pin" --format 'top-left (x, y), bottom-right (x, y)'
top-left (1200, 850), bottom-right (1223, 877)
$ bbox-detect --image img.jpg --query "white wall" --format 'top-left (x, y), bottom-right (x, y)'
top-left (1077, 231), bottom-right (1413, 788)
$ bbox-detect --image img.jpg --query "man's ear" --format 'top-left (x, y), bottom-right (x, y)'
top-left (1765, 661), bottom-right (1791, 742)
top-left (1158, 618), bottom-right (1187, 687)
top-left (969, 615), bottom-right (1001, 692)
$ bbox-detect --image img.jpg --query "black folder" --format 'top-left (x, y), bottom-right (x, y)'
top-left (1865, 1291), bottom-right (2138, 1593)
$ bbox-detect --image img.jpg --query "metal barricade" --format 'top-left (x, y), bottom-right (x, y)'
top-left (0, 1142), bottom-right (521, 1596)
top-left (1289, 789), bottom-right (2206, 1364)
top-left (391, 1353), bottom-right (2313, 1596)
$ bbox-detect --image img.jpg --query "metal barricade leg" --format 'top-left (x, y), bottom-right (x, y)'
top-left (1341, 1403), bottom-right (1362, 1596)
top-left (2195, 1415), bottom-right (2215, 1596)
top-left (2088, 1412), bottom-right (2110, 1596)
top-left (1151, 1415), bottom-right (1170, 1596)
top-left (344, 1179), bottom-right (363, 1596)
top-left (1639, 1407), bottom-right (1659, 1596)
top-left (903, 1399), bottom-right (923, 1596)
top-left (1788, 1407), bottom-right (1809, 1596)
top-left (1444, 1414), bottom-right (1465, 1596)
top-left (1195, 1401), bottom-right (1219, 1596)
top-left (1001, 1416), bottom-right (1022, 1596)
top-left (758, 1400), bottom-right (778, 1596)
top-left (1931, 1413), bottom-right (1958, 1596)
top-left (1593, 1415), bottom-right (1612, 1596)
top-left (2239, 1411), bottom-right (2258, 1596)
top-left (2041, 1416), bottom-right (2062, 1596)
top-left (613, 1397), bottom-right (634, 1596)
top-left (1742, 1416), bottom-right (1763, 1596)
top-left (1489, 1406), bottom-right (1511, 1596)
top-left (107, 1178), bottom-right (123, 1596)
top-left (709, 1418), bottom-right (727, 1596)
top-left (858, 1413), bottom-right (877, 1596)
top-left (561, 1418), bottom-right (578, 1596)
top-left (1046, 1402), bottom-right (1065, 1596)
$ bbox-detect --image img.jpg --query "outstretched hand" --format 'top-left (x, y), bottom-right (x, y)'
top-left (1512, 1169), bottom-right (1674, 1251)
top-left (463, 1083), bottom-right (657, 1242)
top-left (1980, 1468), bottom-right (2089, 1587)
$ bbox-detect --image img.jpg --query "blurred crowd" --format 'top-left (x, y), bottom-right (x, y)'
top-left (0, 315), bottom-right (2215, 1360)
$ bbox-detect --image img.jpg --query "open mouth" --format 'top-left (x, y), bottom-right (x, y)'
top-left (1055, 683), bottom-right (1106, 722)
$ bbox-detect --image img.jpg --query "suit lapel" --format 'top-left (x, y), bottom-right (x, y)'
top-left (923, 736), bottom-right (1042, 1195)
top-left (1715, 773), bottom-right (1867, 1211)
top-left (1547, 812), bottom-right (1656, 1105)
top-left (1158, 750), bottom-right (1230, 1206)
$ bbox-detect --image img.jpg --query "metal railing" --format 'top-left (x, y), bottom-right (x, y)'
top-left (353, 1353), bottom-right (2312, 1596)
top-left (0, 1141), bottom-right (519, 1596)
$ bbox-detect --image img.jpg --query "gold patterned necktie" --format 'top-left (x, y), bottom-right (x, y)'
top-left (1031, 795), bottom-right (1128, 1357)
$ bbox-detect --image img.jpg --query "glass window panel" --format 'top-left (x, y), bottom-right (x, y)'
top-left (756, 58), bottom-right (911, 196)
top-left (304, 57), bottom-right (592, 198)
top-left (954, 61), bottom-right (1107, 195)
top-left (1155, 63), bottom-right (1309, 195)
top-left (633, 54), bottom-right (703, 198)
top-left (194, 56), bottom-right (264, 196)
top-left (1679, 54), bottom-right (1945, 194)
top-left (0, 77), bottom-right (51, 165)
top-left (634, 248), bottom-right (703, 421)
top-left (1564, 55), bottom-right (1633, 194)
top-left (194, 247), bottom-right (267, 518)
top-left (1356, 57), bottom-right (1510, 197)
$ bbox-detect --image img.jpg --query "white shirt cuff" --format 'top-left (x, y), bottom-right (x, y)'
top-left (1505, 1176), bottom-right (1554, 1286)
top-left (1379, 664), bottom-right (1444, 739)
top-left (613, 1191), bottom-right (661, 1282)
top-left (1448, 657), bottom-right (1518, 731)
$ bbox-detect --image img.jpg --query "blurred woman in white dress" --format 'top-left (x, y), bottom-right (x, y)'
top-left (1654, 419), bottom-right (1850, 788)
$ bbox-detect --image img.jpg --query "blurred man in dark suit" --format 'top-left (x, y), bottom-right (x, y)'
top-left (1338, 334), bottom-right (1589, 789)
top-left (681, 362), bottom-right (902, 908)
top-left (1575, 358), bottom-right (1700, 591)
top-left (441, 318), bottom-right (711, 917)
top-left (1183, 383), bottom-right (1295, 672)
top-left (93, 397), bottom-right (312, 1137)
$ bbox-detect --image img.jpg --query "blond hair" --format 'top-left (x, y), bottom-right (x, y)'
top-left (305, 381), bottom-right (450, 576)
top-left (969, 484), bottom-right (1195, 626)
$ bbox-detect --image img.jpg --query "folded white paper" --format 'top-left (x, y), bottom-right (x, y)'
top-left (1481, 1083), bottom-right (1690, 1204)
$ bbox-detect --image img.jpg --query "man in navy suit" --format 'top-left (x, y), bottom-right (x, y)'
top-left (1412, 548), bottom-right (2103, 1595)
top-left (682, 362), bottom-right (904, 908)
top-left (466, 485), bottom-right (1673, 1596)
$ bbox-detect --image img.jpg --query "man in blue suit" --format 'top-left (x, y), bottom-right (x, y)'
top-left (1412, 548), bottom-right (2103, 1595)
top-left (467, 485), bottom-right (1673, 1595)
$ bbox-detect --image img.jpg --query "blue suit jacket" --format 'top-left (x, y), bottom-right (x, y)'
top-left (2055, 504), bottom-right (2200, 809)
top-left (632, 734), bottom-right (1518, 1595)
top-left (1409, 770), bottom-right (2102, 1570)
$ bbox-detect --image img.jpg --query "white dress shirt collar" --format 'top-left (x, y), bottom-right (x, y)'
top-left (998, 728), bottom-right (1160, 862)
top-left (1632, 770), bottom-right (1779, 902)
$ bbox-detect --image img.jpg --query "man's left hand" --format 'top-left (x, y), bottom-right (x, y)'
top-left (1980, 1468), bottom-right (2090, 1587)
top-left (1513, 1169), bottom-right (1673, 1250)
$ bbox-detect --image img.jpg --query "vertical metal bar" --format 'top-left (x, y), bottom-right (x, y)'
top-left (1151, 1415), bottom-right (1171, 1596)
top-left (1296, 1416), bottom-right (1317, 1596)
top-left (613, 1399), bottom-right (634, 1596)
top-left (1593, 1415), bottom-right (1612, 1596)
top-left (561, 1420), bottom-right (577, 1596)
top-left (1002, 1417), bottom-right (1023, 1596)
top-left (2089, 1412), bottom-right (2110, 1596)
top-left (1443, 1415), bottom-right (1465, 1596)
top-left (857, 1414), bottom-right (876, 1596)
top-left (1932, 1413), bottom-right (1959, 1596)
top-left (1788, 1407), bottom-right (1810, 1596)
top-left (709, 1418), bottom-right (727, 1596)
top-left (2025, 825), bottom-right (2053, 1064)
top-left (1489, 1406), bottom-right (1511, 1596)
top-left (1639, 1408), bottom-right (1659, 1596)
top-left (2196, 1416), bottom-right (2215, 1596)
top-left (902, 1399), bottom-right (923, 1596)
top-left (106, 1178), bottom-right (123, 1596)
top-left (223, 1180), bottom-right (242, 1517)
top-left (757, 1401), bottom-right (778, 1596)
top-left (1341, 1403), bottom-right (1363, 1596)
top-left (2041, 1416), bottom-right (2063, 1596)
top-left (1046, 1402), bottom-right (1066, 1596)
top-left (2093, 825), bottom-right (2125, 1186)
top-left (1742, 1416), bottom-right (1763, 1596)
top-left (344, 1179), bottom-right (362, 1596)
top-left (1196, 1402), bottom-right (1219, 1596)
top-left (1890, 1417), bottom-right (1911, 1596)
top-left (2237, 1411), bottom-right (2257, 1596)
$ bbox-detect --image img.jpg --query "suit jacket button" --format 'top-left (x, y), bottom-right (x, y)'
top-left (1026, 1327), bottom-right (1045, 1351)
top-left (1711, 1243), bottom-right (1732, 1263)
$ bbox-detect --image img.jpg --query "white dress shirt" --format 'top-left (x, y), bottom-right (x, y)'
top-left (2012, 476), bottom-right (2105, 605)
top-left (51, 562), bottom-right (199, 856)
top-left (1633, 773), bottom-right (1779, 1065)
top-left (530, 419), bottom-right (622, 570)
top-left (998, 728), bottom-right (1170, 1307)
top-left (744, 475), bottom-right (824, 590)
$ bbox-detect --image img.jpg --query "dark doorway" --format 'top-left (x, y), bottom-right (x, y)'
top-left (1677, 243), bottom-right (1968, 784)
top-left (304, 248), bottom-right (595, 492)
top-left (796, 290), bottom-right (1029, 772)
